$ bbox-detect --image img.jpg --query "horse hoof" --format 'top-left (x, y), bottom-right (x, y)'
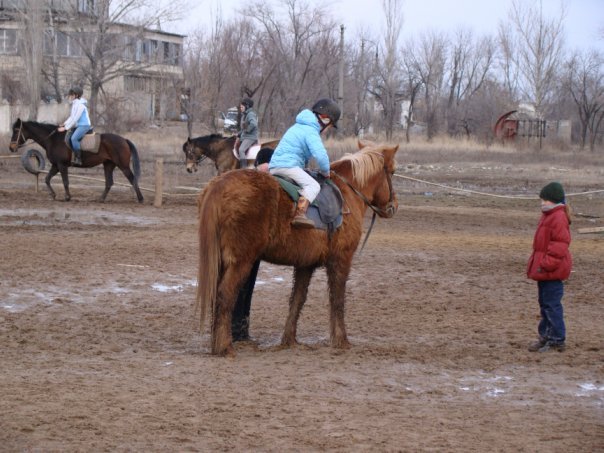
top-left (332, 339), bottom-right (352, 349)
top-left (213, 344), bottom-right (236, 357)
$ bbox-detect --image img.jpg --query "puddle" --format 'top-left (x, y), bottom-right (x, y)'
top-left (0, 208), bottom-right (157, 227)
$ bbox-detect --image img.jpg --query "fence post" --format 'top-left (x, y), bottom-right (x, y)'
top-left (154, 158), bottom-right (163, 207)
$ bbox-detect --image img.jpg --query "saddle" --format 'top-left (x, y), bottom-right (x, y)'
top-left (274, 171), bottom-right (344, 232)
top-left (232, 141), bottom-right (260, 161)
top-left (65, 129), bottom-right (101, 154)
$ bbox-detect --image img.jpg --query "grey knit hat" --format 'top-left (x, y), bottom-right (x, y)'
top-left (539, 182), bottom-right (565, 204)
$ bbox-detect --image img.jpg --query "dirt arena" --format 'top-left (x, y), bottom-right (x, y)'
top-left (1, 143), bottom-right (603, 451)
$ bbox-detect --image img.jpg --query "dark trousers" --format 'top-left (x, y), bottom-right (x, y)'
top-left (231, 260), bottom-right (260, 341)
top-left (537, 280), bottom-right (566, 343)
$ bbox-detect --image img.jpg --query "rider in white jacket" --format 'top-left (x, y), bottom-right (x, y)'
top-left (58, 86), bottom-right (91, 166)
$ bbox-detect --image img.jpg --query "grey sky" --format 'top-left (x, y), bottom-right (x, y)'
top-left (168, 0), bottom-right (603, 52)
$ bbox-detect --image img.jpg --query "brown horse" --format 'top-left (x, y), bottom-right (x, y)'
top-left (9, 119), bottom-right (143, 203)
top-left (196, 142), bottom-right (399, 356)
top-left (183, 134), bottom-right (279, 175)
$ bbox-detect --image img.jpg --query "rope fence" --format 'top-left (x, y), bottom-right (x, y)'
top-left (6, 153), bottom-right (603, 205)
top-left (393, 173), bottom-right (604, 200)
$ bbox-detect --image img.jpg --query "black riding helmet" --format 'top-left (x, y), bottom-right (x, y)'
top-left (68, 86), bottom-right (83, 98)
top-left (312, 98), bottom-right (340, 128)
top-left (241, 98), bottom-right (254, 109)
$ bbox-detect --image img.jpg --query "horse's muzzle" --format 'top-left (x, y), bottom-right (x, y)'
top-left (384, 201), bottom-right (398, 218)
top-left (8, 142), bottom-right (18, 153)
top-left (186, 162), bottom-right (197, 173)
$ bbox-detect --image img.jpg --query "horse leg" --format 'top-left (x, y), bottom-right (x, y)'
top-left (326, 260), bottom-right (352, 349)
top-left (117, 162), bottom-right (144, 203)
top-left (281, 266), bottom-right (315, 347)
top-left (57, 164), bottom-right (71, 201)
top-left (45, 164), bottom-right (59, 200)
top-left (213, 262), bottom-right (256, 356)
top-left (101, 162), bottom-right (116, 202)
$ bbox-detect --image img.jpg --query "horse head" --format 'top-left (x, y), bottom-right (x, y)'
top-left (9, 118), bottom-right (26, 153)
top-left (335, 143), bottom-right (399, 219)
top-left (371, 144), bottom-right (399, 218)
top-left (183, 137), bottom-right (206, 173)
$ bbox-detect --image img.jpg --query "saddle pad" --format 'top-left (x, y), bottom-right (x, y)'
top-left (80, 133), bottom-right (101, 153)
top-left (65, 130), bottom-right (101, 154)
top-left (275, 175), bottom-right (343, 232)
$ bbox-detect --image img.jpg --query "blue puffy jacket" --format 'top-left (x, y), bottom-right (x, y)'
top-left (269, 109), bottom-right (330, 174)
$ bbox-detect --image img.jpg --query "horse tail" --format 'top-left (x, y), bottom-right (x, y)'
top-left (126, 139), bottom-right (141, 182)
top-left (196, 185), bottom-right (221, 334)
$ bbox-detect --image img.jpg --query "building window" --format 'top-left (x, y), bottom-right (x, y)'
top-left (0, 29), bottom-right (18, 55)
top-left (125, 75), bottom-right (153, 93)
top-left (43, 30), bottom-right (84, 57)
top-left (78, 0), bottom-right (96, 14)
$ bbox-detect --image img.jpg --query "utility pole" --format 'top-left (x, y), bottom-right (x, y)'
top-left (338, 24), bottom-right (345, 125)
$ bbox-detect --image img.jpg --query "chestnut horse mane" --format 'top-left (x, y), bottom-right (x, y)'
top-left (336, 146), bottom-right (388, 187)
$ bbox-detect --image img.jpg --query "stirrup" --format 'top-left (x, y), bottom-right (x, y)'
top-left (292, 215), bottom-right (315, 228)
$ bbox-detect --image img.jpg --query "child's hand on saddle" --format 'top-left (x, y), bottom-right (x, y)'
top-left (57, 126), bottom-right (65, 132)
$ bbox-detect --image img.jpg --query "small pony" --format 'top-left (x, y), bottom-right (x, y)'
top-left (183, 134), bottom-right (279, 175)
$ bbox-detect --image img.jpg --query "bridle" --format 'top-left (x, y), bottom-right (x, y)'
top-left (9, 121), bottom-right (25, 151)
top-left (10, 122), bottom-right (57, 151)
top-left (331, 166), bottom-right (397, 253)
top-left (331, 167), bottom-right (397, 218)
top-left (185, 142), bottom-right (207, 167)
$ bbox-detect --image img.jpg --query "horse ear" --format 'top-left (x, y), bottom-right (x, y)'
top-left (358, 139), bottom-right (376, 150)
top-left (380, 144), bottom-right (399, 163)
top-left (187, 137), bottom-right (192, 143)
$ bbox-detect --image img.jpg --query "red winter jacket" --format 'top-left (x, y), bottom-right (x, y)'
top-left (527, 205), bottom-right (572, 281)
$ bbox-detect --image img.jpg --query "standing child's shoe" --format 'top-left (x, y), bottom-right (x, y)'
top-left (538, 341), bottom-right (565, 353)
top-left (528, 337), bottom-right (547, 352)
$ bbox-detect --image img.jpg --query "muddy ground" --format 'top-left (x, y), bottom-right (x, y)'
top-left (0, 146), bottom-right (603, 451)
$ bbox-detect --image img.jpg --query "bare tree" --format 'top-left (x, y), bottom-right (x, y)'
top-left (400, 39), bottom-right (423, 143)
top-left (347, 33), bottom-right (379, 136)
top-left (496, 21), bottom-right (520, 104)
top-left (369, 0), bottom-right (404, 140)
top-left (14, 0), bottom-right (43, 118)
top-left (444, 29), bottom-right (495, 137)
top-left (245, 0), bottom-right (339, 134)
top-left (565, 50), bottom-right (604, 151)
top-left (411, 30), bottom-right (447, 140)
top-left (63, 0), bottom-right (187, 124)
top-left (505, 0), bottom-right (566, 115)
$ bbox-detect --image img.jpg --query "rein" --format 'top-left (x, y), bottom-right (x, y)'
top-left (331, 167), bottom-right (396, 253)
top-left (9, 121), bottom-right (25, 149)
top-left (11, 122), bottom-right (57, 149)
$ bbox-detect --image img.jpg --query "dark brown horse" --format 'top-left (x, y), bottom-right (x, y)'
top-left (196, 142), bottom-right (399, 356)
top-left (9, 119), bottom-right (143, 203)
top-left (183, 134), bottom-right (279, 175)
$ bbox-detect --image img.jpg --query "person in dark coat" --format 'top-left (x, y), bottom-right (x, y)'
top-left (526, 182), bottom-right (572, 352)
top-left (230, 148), bottom-right (275, 341)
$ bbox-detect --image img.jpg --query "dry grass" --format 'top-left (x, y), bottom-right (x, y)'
top-left (2, 120), bottom-right (603, 180)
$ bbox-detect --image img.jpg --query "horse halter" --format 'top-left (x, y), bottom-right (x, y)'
top-left (9, 122), bottom-right (25, 152)
top-left (332, 166), bottom-right (397, 253)
top-left (332, 166), bottom-right (397, 218)
top-left (185, 142), bottom-right (207, 172)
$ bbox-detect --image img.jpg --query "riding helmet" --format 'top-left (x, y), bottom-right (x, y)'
top-left (312, 98), bottom-right (341, 128)
top-left (68, 86), bottom-right (84, 98)
top-left (241, 98), bottom-right (254, 109)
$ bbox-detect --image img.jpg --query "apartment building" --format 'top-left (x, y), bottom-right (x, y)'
top-left (0, 0), bottom-right (185, 131)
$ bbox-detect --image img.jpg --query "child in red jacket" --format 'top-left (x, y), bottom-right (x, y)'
top-left (526, 182), bottom-right (572, 352)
